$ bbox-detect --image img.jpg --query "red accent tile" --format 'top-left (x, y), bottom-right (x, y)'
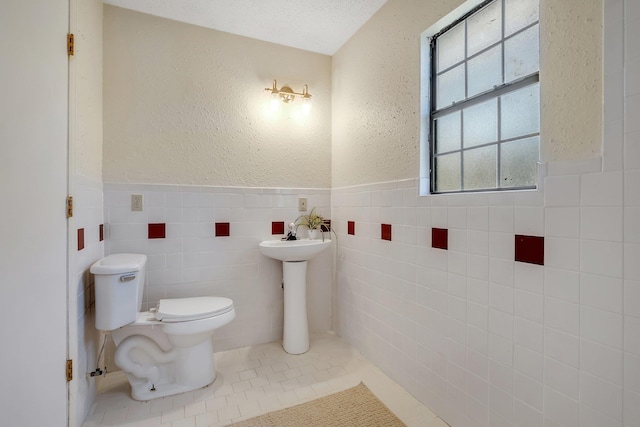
top-left (381, 224), bottom-right (392, 241)
top-left (77, 228), bottom-right (84, 251)
top-left (515, 234), bottom-right (544, 265)
top-left (148, 223), bottom-right (166, 239)
top-left (99, 224), bottom-right (104, 242)
top-left (432, 228), bottom-right (448, 250)
top-left (272, 221), bottom-right (285, 235)
top-left (348, 221), bottom-right (355, 235)
top-left (215, 222), bottom-right (230, 237)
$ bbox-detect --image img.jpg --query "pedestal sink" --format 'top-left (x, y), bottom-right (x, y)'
top-left (259, 239), bottom-right (331, 354)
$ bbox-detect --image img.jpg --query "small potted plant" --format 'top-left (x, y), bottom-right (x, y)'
top-left (295, 207), bottom-right (330, 240)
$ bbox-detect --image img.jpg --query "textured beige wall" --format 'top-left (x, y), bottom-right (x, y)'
top-left (332, 0), bottom-right (459, 188)
top-left (540, 0), bottom-right (602, 161)
top-left (103, 6), bottom-right (331, 188)
top-left (332, 0), bottom-right (603, 187)
top-left (75, 0), bottom-right (103, 180)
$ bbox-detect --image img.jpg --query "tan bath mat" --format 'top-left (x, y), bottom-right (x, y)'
top-left (227, 382), bottom-right (406, 427)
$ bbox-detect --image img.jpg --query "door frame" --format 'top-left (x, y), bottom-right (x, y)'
top-left (67, 0), bottom-right (78, 423)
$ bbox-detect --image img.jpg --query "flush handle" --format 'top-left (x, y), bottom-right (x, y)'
top-left (120, 274), bottom-right (136, 282)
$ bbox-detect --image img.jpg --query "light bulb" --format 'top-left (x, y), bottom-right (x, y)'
top-left (301, 98), bottom-right (312, 115)
top-left (270, 93), bottom-right (281, 111)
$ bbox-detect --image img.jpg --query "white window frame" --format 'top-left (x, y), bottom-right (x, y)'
top-left (420, 0), bottom-right (540, 195)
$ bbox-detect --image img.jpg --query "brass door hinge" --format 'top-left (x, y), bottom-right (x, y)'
top-left (66, 359), bottom-right (73, 382)
top-left (67, 33), bottom-right (74, 56)
top-left (66, 196), bottom-right (73, 218)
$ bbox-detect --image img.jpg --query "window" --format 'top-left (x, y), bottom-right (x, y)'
top-left (424, 0), bottom-right (540, 194)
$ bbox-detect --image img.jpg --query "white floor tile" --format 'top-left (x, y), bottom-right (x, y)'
top-left (84, 333), bottom-right (443, 427)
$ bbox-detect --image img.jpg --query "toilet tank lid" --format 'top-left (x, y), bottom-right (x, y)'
top-left (90, 253), bottom-right (147, 275)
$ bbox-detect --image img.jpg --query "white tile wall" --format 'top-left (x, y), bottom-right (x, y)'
top-left (332, 7), bottom-right (640, 425)
top-left (333, 169), bottom-right (640, 426)
top-left (75, 174), bottom-right (105, 424)
top-left (103, 183), bottom-right (332, 352)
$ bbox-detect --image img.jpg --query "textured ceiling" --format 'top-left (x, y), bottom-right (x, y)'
top-left (102, 0), bottom-right (389, 56)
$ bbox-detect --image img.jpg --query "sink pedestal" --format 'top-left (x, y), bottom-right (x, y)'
top-left (282, 261), bottom-right (309, 354)
top-left (257, 238), bottom-right (331, 355)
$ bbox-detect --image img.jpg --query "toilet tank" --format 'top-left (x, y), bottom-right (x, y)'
top-left (90, 254), bottom-right (147, 331)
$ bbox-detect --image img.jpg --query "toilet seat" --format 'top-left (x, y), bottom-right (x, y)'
top-left (155, 297), bottom-right (234, 323)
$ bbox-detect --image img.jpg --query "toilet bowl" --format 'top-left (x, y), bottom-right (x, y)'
top-left (90, 254), bottom-right (235, 401)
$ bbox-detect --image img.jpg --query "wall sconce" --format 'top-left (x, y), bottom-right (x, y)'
top-left (265, 80), bottom-right (312, 115)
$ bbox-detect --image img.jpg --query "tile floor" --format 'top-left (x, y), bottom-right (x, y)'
top-left (83, 332), bottom-right (448, 427)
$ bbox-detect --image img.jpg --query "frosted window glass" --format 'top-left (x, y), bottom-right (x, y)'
top-left (463, 99), bottom-right (498, 148)
top-left (428, 0), bottom-right (540, 193)
top-left (467, 45), bottom-right (502, 97)
top-left (435, 111), bottom-right (461, 154)
top-left (501, 83), bottom-right (539, 140)
top-left (436, 153), bottom-right (461, 192)
top-left (505, 24), bottom-right (539, 82)
top-left (464, 145), bottom-right (497, 190)
top-left (437, 22), bottom-right (465, 71)
top-left (500, 136), bottom-right (539, 187)
top-left (505, 0), bottom-right (539, 36)
top-left (467, 0), bottom-right (502, 56)
top-left (437, 64), bottom-right (465, 109)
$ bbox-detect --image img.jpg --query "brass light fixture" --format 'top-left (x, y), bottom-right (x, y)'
top-left (265, 80), bottom-right (312, 114)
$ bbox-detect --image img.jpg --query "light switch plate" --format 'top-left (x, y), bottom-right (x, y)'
top-left (298, 197), bottom-right (307, 211)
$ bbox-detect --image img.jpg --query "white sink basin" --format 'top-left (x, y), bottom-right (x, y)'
top-left (259, 239), bottom-right (331, 262)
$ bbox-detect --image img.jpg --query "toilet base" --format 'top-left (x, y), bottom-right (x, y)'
top-left (111, 318), bottom-right (222, 401)
top-left (129, 370), bottom-right (217, 401)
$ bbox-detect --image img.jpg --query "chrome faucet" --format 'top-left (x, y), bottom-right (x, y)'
top-left (284, 222), bottom-right (297, 240)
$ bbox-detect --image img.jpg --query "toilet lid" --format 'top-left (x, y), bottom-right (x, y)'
top-left (155, 297), bottom-right (234, 322)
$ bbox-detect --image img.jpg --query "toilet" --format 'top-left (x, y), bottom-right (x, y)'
top-left (90, 253), bottom-right (235, 401)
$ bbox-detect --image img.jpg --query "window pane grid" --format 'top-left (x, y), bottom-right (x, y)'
top-left (432, 74), bottom-right (539, 119)
top-left (433, 12), bottom-right (539, 111)
top-left (434, 17), bottom-right (538, 76)
top-left (434, 132), bottom-right (539, 157)
top-left (429, 0), bottom-right (539, 194)
top-left (464, 18), bottom-right (469, 102)
top-left (500, 0), bottom-right (506, 94)
top-left (433, 138), bottom-right (540, 192)
top-left (430, 79), bottom-right (540, 189)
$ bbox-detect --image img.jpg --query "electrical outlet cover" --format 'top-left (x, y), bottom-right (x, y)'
top-left (131, 194), bottom-right (143, 211)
